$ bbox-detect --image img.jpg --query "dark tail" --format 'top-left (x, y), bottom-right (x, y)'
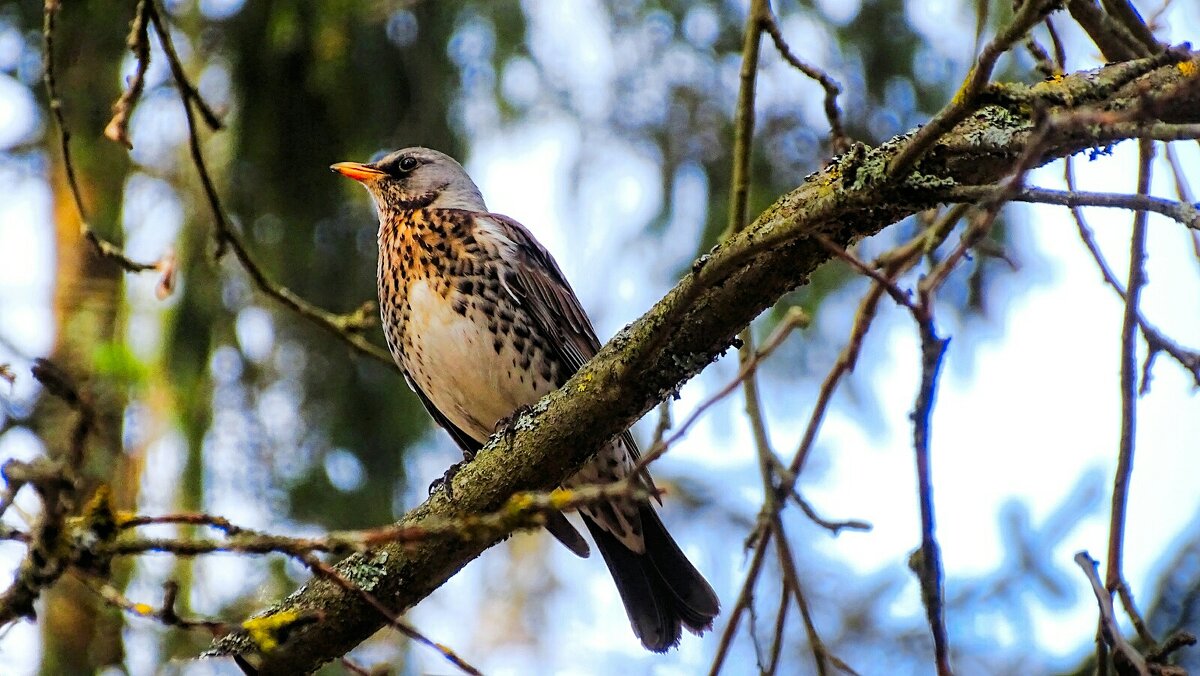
top-left (544, 510), bottom-right (591, 558)
top-left (582, 504), bottom-right (720, 652)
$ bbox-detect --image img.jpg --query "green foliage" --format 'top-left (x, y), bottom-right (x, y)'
top-left (90, 342), bottom-right (146, 386)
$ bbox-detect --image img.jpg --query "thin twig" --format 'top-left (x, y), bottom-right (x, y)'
top-left (632, 308), bottom-right (809, 475)
top-left (41, 0), bottom-right (159, 274)
top-left (725, 0), bottom-right (783, 525)
top-left (1099, 0), bottom-right (1160, 54)
top-left (774, 206), bottom-right (966, 509)
top-left (1162, 144), bottom-right (1200, 267)
top-left (1118, 122), bottom-right (1200, 142)
top-left (109, 482), bottom-right (661, 560)
top-left (813, 235), bottom-right (918, 311)
top-left (682, 10), bottom-right (844, 668)
top-left (297, 552), bottom-right (482, 676)
top-left (143, 1), bottom-right (395, 367)
top-left (773, 517), bottom-right (842, 676)
top-left (717, 0), bottom-right (767, 244)
top-left (1066, 0), bottom-right (1147, 61)
top-left (887, 0), bottom-right (1060, 177)
top-left (707, 526), bottom-right (773, 676)
top-left (81, 574), bottom-right (227, 635)
top-left (104, 0), bottom-right (152, 148)
top-left (707, 9), bottom-right (808, 655)
top-left (118, 512), bottom-right (248, 536)
top-left (1104, 138), bottom-right (1152, 628)
top-left (944, 185), bottom-right (1200, 231)
top-left (1115, 580), bottom-right (1156, 646)
top-left (144, 0), bottom-right (221, 130)
top-left (764, 575), bottom-right (789, 676)
top-left (896, 121), bottom-right (1066, 676)
top-left (1075, 551), bottom-right (1150, 676)
top-left (1044, 14), bottom-right (1068, 71)
top-left (829, 208), bottom-right (974, 676)
top-left (1063, 158), bottom-right (1200, 387)
top-left (760, 6), bottom-right (848, 153)
top-left (922, 117), bottom-right (1060, 300)
top-left (789, 492), bottom-right (871, 535)
top-left (1025, 31), bottom-right (1060, 78)
top-left (910, 316), bottom-right (952, 676)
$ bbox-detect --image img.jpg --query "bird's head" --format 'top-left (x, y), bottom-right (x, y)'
top-left (331, 147), bottom-right (487, 213)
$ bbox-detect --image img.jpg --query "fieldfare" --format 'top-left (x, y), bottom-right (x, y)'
top-left (332, 147), bottom-right (719, 652)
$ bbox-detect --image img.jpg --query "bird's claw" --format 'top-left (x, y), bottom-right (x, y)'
top-left (494, 404), bottom-right (534, 444)
top-left (428, 452), bottom-right (475, 498)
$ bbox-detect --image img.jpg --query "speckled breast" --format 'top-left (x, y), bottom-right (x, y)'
top-left (377, 209), bottom-right (563, 443)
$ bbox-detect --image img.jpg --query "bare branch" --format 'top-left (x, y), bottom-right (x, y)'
top-left (707, 527), bottom-right (772, 676)
top-left (1067, 0), bottom-right (1148, 61)
top-left (760, 6), bottom-right (848, 153)
top-left (1104, 138), bottom-right (1152, 635)
top-left (909, 316), bottom-right (952, 676)
top-left (1099, 0), bottom-right (1161, 54)
top-left (944, 185), bottom-right (1200, 231)
top-left (82, 575), bottom-right (227, 635)
top-left (41, 0), bottom-right (161, 274)
top-left (104, 0), bottom-right (152, 148)
top-left (1063, 159), bottom-right (1200, 386)
top-left (1075, 551), bottom-right (1150, 676)
top-left (887, 0), bottom-right (1060, 178)
top-left (789, 492), bottom-right (872, 535)
top-left (112, 483), bottom-right (660, 560)
top-left (143, 1), bottom-right (395, 368)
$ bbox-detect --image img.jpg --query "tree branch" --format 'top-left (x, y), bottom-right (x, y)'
top-left (208, 52), bottom-right (1200, 674)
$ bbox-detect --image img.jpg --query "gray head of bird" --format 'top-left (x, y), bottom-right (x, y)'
top-left (331, 147), bottom-right (487, 213)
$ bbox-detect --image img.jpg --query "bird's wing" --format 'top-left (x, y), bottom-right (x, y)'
top-left (404, 371), bottom-right (482, 456)
top-left (479, 213), bottom-right (654, 486)
top-left (482, 213), bottom-right (603, 373)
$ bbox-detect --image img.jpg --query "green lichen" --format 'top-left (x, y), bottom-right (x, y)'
top-left (902, 173), bottom-right (957, 190)
top-left (340, 550), bottom-right (389, 592)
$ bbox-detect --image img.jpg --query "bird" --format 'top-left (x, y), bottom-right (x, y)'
top-left (331, 147), bottom-right (719, 652)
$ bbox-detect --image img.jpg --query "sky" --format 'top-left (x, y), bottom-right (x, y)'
top-left (1, 1), bottom-right (1199, 674)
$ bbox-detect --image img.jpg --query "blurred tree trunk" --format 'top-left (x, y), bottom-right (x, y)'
top-left (30, 2), bottom-right (139, 672)
top-left (34, 165), bottom-right (133, 675)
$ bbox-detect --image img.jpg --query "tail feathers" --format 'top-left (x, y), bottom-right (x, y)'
top-left (544, 510), bottom-right (590, 558)
top-left (583, 504), bottom-right (720, 652)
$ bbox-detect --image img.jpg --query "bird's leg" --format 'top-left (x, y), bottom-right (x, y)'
top-left (430, 404), bottom-right (530, 497)
top-left (494, 404), bottom-right (534, 448)
top-left (428, 448), bottom-right (477, 498)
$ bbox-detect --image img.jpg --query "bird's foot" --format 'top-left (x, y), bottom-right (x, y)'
top-left (494, 404), bottom-right (534, 445)
top-left (428, 451), bottom-right (475, 498)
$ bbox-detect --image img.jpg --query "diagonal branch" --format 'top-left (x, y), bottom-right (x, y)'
top-left (143, 0), bottom-right (394, 367)
top-left (887, 0), bottom-right (1061, 178)
top-left (208, 52), bottom-right (1200, 674)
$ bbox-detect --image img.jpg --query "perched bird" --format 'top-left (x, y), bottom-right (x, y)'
top-left (332, 147), bottom-right (719, 651)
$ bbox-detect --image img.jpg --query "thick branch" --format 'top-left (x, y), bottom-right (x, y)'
top-left (210, 52), bottom-right (1200, 674)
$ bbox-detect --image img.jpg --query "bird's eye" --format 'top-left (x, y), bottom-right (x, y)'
top-left (397, 156), bottom-right (419, 172)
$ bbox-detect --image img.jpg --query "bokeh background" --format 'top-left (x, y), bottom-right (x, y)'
top-left (0, 0), bottom-right (1198, 674)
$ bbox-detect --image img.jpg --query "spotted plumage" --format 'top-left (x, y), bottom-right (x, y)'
top-left (332, 147), bottom-right (719, 651)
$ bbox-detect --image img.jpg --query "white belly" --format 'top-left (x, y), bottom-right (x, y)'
top-left (402, 279), bottom-right (553, 443)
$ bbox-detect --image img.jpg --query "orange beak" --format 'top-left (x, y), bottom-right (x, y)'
top-left (330, 161), bottom-right (386, 183)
